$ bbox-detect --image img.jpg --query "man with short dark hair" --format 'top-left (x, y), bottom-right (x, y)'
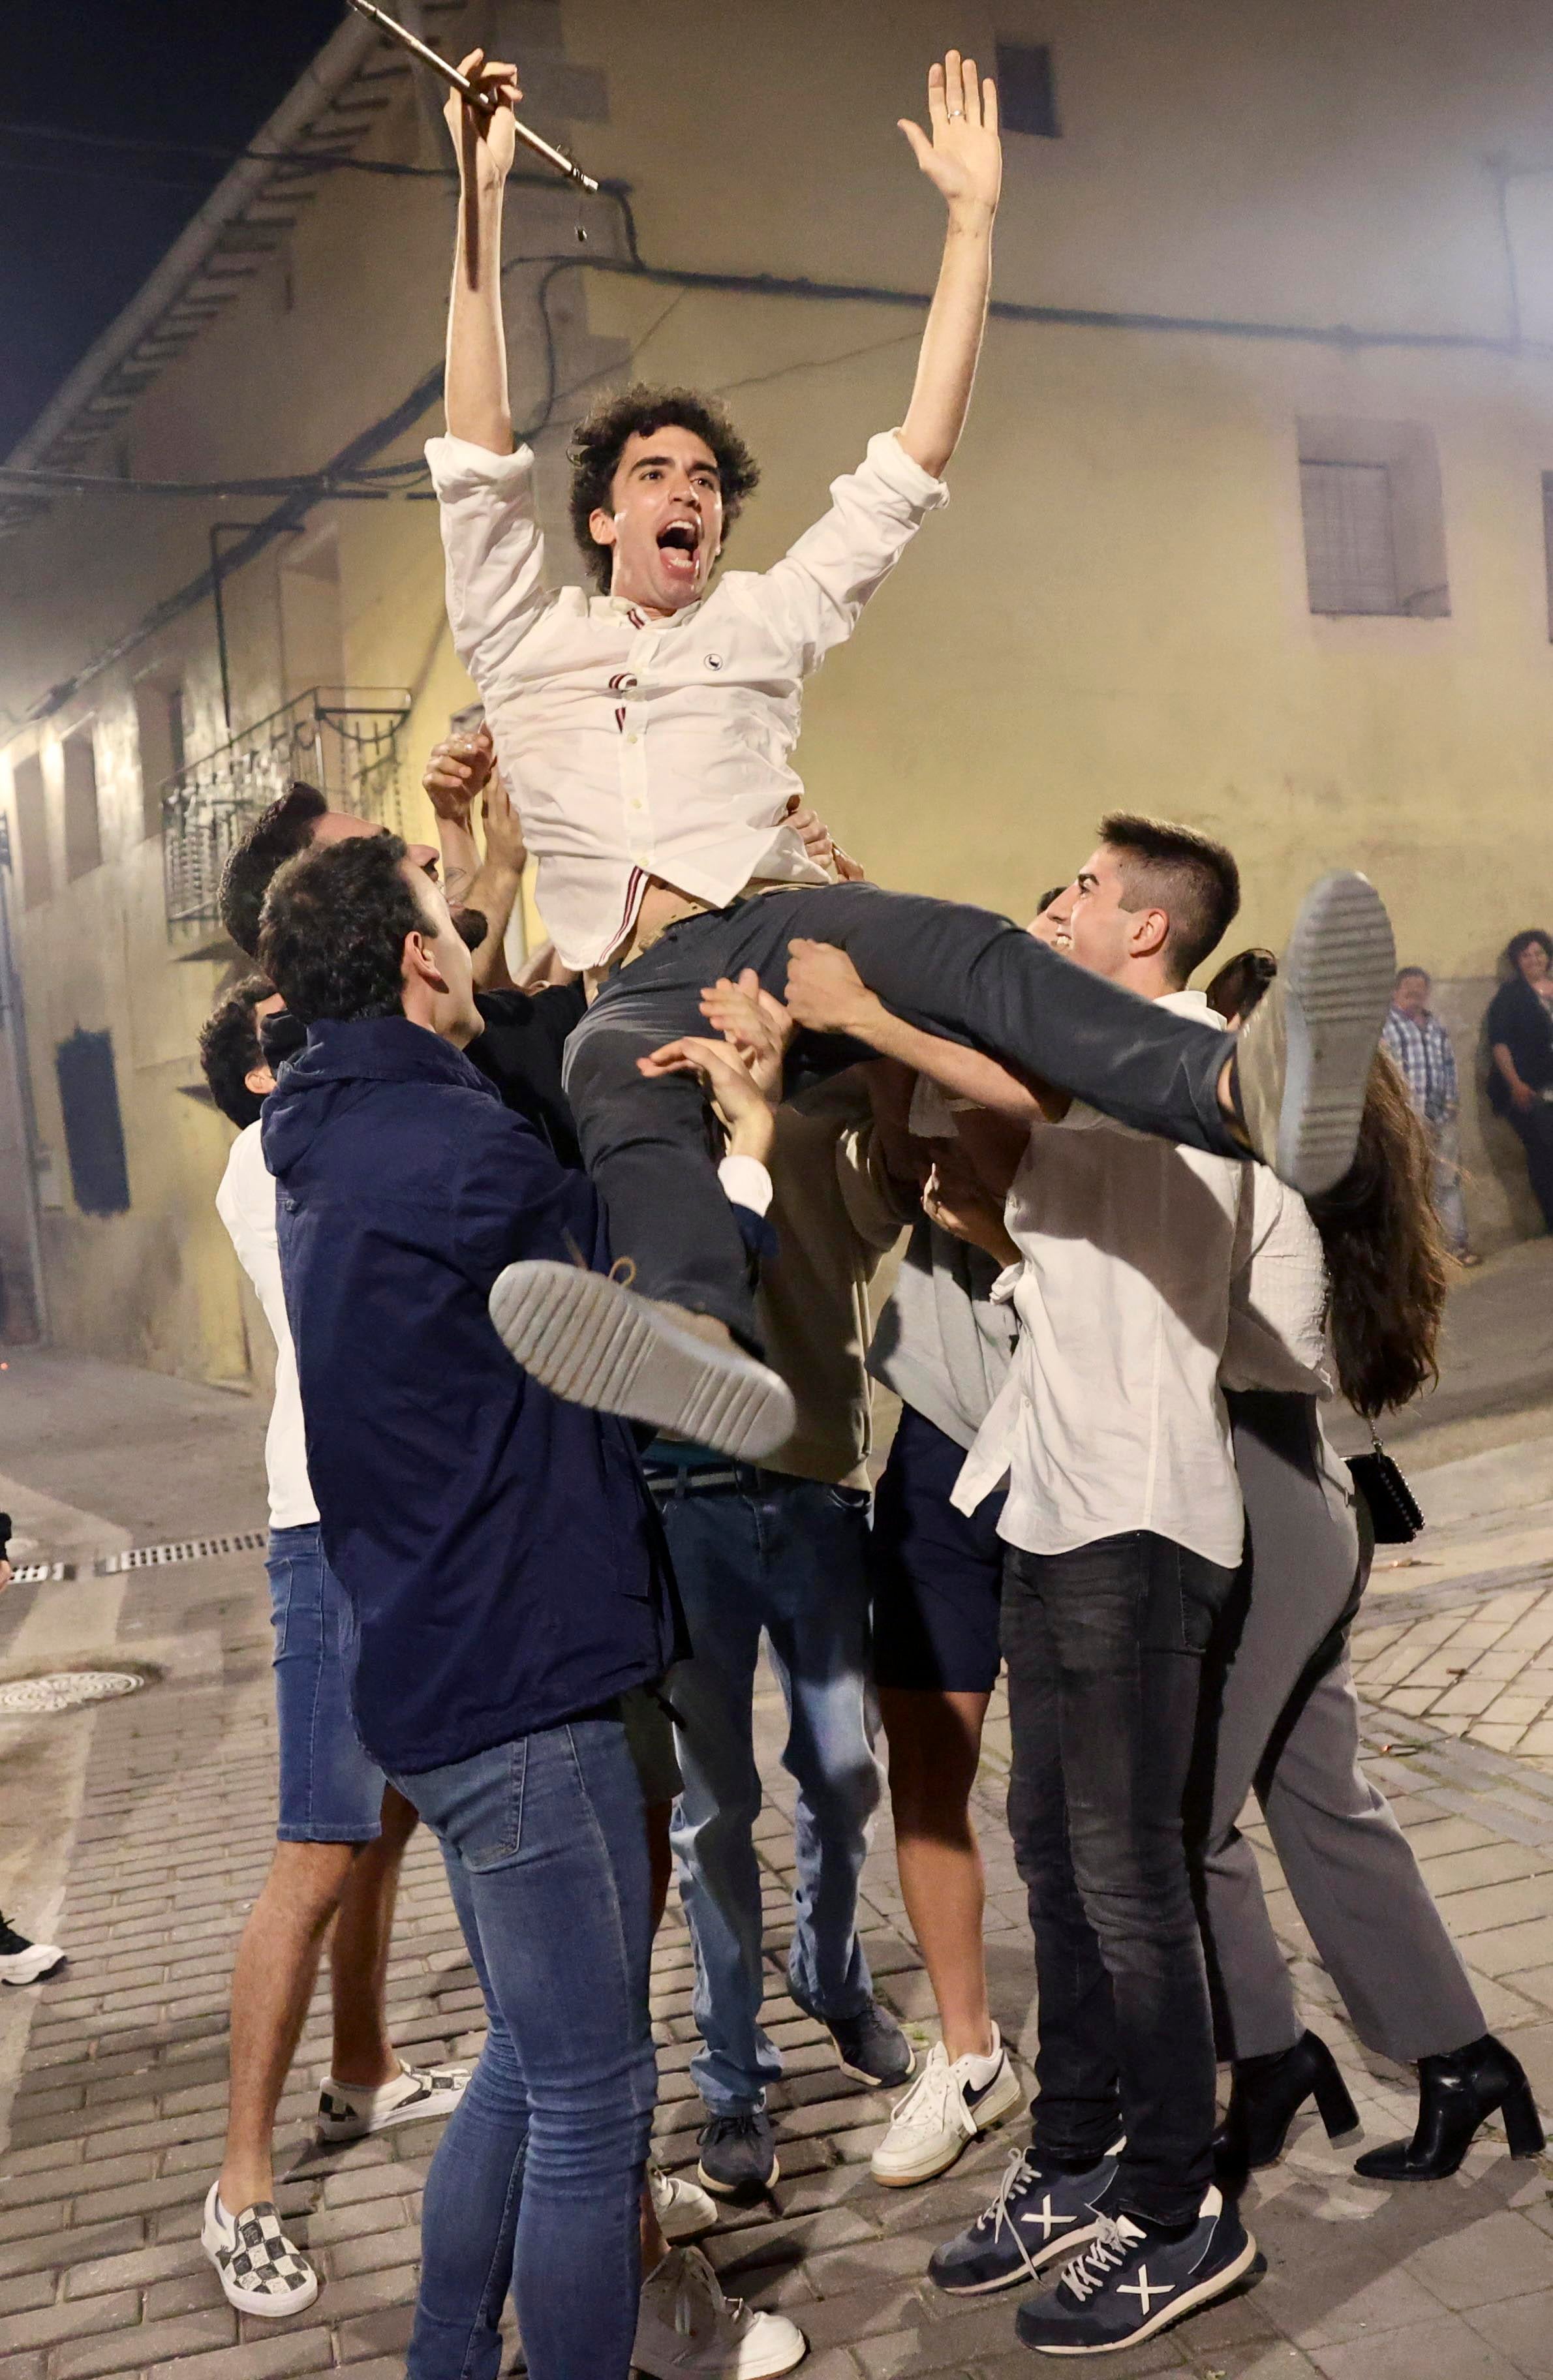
top-left (1383, 965), bottom-right (1475, 1262)
top-left (785, 817), bottom-right (1259, 2358)
top-left (255, 832), bottom-right (802, 2380)
top-left (200, 972), bottom-right (467, 2323)
top-left (425, 50), bottom-right (1396, 1468)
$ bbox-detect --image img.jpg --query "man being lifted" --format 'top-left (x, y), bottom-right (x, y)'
top-left (430, 48), bottom-right (1395, 1460)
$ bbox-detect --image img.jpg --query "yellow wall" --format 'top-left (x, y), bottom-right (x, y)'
top-left (7, 0), bottom-right (1553, 1372)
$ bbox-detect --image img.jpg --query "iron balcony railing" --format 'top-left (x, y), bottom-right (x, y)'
top-left (161, 686), bottom-right (412, 936)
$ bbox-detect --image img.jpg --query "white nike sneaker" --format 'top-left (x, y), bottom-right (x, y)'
top-left (651, 2159), bottom-right (719, 2242)
top-left (870, 2028), bottom-right (1024, 2188)
top-left (316, 2059), bottom-right (469, 2141)
top-left (633, 2246), bottom-right (807, 2377)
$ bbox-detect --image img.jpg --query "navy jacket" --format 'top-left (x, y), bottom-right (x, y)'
top-left (262, 1016), bottom-right (679, 1775)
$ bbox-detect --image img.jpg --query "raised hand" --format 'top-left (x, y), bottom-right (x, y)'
top-left (698, 969), bottom-right (793, 1101)
top-left (423, 724), bottom-right (495, 823)
top-left (480, 769), bottom-right (528, 875)
top-left (783, 940), bottom-right (882, 1037)
top-left (899, 52), bottom-right (1002, 223)
top-left (444, 48), bottom-right (521, 186)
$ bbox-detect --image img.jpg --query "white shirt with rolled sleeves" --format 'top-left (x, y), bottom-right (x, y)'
top-left (215, 1120), bottom-right (318, 1532)
top-left (426, 427), bottom-right (950, 971)
top-left (952, 989), bottom-right (1251, 1570)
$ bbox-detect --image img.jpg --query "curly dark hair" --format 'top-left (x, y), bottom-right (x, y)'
top-left (568, 383), bottom-right (760, 594)
top-left (257, 832), bottom-right (422, 1028)
top-left (1504, 927), bottom-right (1553, 974)
top-left (198, 975), bottom-right (275, 1129)
top-left (219, 782), bottom-right (328, 956)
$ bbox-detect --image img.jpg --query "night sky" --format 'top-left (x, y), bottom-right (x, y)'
top-left (0, 1), bottom-right (345, 455)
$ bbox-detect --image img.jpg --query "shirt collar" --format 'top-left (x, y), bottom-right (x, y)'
top-left (594, 593), bottom-right (702, 630)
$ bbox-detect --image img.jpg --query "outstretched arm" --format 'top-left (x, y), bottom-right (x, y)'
top-left (443, 51), bottom-right (522, 455)
top-left (784, 940), bottom-right (1051, 1124)
top-left (897, 52), bottom-right (1002, 478)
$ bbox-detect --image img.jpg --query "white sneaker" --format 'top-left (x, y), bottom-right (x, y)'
top-left (0, 1914), bottom-right (66, 1986)
top-left (316, 2059), bottom-right (469, 2141)
top-left (870, 2028), bottom-right (1024, 2188)
top-left (200, 2181), bottom-right (319, 2319)
top-left (633, 2246), bottom-right (807, 2377)
top-left (651, 2159), bottom-right (719, 2242)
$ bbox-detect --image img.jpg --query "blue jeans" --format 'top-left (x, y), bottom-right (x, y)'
top-left (266, 1523), bottom-right (385, 1843)
top-left (656, 1469), bottom-right (881, 2113)
top-left (390, 1716), bottom-right (657, 2380)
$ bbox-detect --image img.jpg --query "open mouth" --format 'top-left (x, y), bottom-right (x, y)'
top-left (656, 519), bottom-right (700, 578)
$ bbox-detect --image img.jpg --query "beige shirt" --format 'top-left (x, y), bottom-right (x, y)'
top-left (757, 1085), bottom-right (904, 1488)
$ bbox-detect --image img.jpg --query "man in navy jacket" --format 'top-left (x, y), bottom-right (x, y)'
top-left (256, 830), bottom-right (675, 2380)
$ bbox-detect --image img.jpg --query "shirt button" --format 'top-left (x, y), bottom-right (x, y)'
top-left (626, 731), bottom-right (641, 745)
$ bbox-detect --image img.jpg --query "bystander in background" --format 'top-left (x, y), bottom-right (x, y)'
top-left (1383, 968), bottom-right (1477, 1264)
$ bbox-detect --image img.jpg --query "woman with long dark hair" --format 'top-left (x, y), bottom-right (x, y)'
top-left (1197, 955), bottom-right (1543, 2182)
top-left (1486, 927), bottom-right (1553, 1230)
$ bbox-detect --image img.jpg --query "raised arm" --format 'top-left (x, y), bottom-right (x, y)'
top-left (896, 52), bottom-right (1002, 478)
top-left (443, 52), bottom-right (522, 455)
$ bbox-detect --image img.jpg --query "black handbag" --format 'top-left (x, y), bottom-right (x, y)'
top-left (1348, 1442), bottom-right (1425, 1544)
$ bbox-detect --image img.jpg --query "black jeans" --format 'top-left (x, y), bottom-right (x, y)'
top-left (1508, 1099), bottom-right (1553, 1232)
top-left (1000, 1532), bottom-right (1238, 2228)
top-left (562, 885), bottom-right (1238, 1345)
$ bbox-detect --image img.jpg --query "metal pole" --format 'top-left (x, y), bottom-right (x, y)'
top-left (0, 821), bottom-right (50, 1343)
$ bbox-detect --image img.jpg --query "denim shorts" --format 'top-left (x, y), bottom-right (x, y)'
top-left (267, 1523), bottom-right (386, 1844)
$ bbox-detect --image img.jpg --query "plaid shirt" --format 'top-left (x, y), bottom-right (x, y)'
top-left (1382, 1005), bottom-right (1458, 1123)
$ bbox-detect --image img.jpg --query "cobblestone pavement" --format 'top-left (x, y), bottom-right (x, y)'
top-left (7, 1345), bottom-right (1553, 2379)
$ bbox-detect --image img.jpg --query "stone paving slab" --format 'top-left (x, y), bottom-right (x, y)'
top-left (5, 1360), bottom-right (1553, 2372)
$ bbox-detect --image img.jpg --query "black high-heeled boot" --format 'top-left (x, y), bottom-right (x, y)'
top-left (1215, 2029), bottom-right (1361, 2178)
top-left (1354, 2034), bottom-right (1545, 2180)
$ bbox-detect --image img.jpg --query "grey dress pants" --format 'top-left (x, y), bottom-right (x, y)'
top-left (1198, 1390), bottom-right (1483, 2066)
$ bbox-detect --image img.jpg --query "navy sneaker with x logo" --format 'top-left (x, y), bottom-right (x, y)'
top-left (1015, 2186), bottom-right (1261, 2355)
top-left (929, 2141), bottom-right (1122, 2295)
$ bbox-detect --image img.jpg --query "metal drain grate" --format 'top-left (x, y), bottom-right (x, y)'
top-left (0, 1671), bottom-right (146, 1715)
top-left (8, 1563), bottom-right (76, 1585)
top-left (97, 1531), bottom-right (268, 1574)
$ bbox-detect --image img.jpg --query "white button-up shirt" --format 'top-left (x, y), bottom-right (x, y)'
top-left (953, 990), bottom-right (1250, 1568)
top-left (215, 1121), bottom-right (318, 1532)
top-left (427, 429), bottom-right (949, 970)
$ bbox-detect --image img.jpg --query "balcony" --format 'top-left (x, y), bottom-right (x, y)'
top-left (160, 686), bottom-right (412, 941)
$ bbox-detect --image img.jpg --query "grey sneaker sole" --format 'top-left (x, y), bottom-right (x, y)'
top-left (487, 1262), bottom-right (795, 1461)
top-left (1245, 872), bottom-right (1395, 1196)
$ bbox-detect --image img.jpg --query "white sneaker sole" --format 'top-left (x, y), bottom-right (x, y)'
top-left (0, 1946), bottom-right (67, 1985)
top-left (200, 2191), bottom-right (320, 2321)
top-left (316, 2082), bottom-right (469, 2142)
top-left (1020, 2233), bottom-right (1262, 2355)
top-left (870, 2054), bottom-right (1024, 2188)
top-left (697, 2152), bottom-right (780, 2199)
top-left (488, 1261), bottom-right (795, 1460)
top-left (1262, 872), bottom-right (1396, 1197)
top-left (633, 2311), bottom-right (808, 2379)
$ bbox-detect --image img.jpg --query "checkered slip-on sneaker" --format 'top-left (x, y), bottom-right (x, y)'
top-left (201, 2182), bottom-right (319, 2319)
top-left (316, 2058), bottom-right (470, 2142)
